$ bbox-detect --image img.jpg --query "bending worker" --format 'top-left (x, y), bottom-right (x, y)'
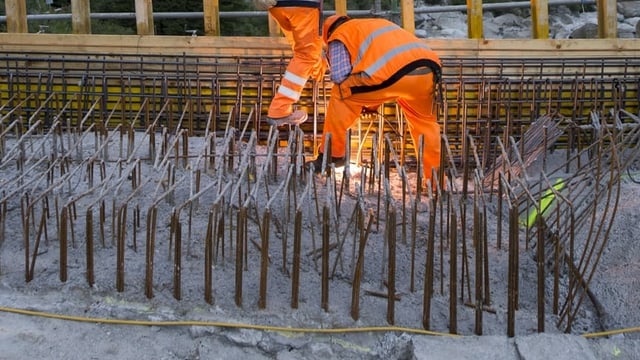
top-left (255, 0), bottom-right (325, 127)
top-left (307, 15), bottom-right (443, 184)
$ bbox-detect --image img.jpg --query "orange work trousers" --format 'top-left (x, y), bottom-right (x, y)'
top-left (267, 6), bottom-right (323, 119)
top-left (320, 72), bottom-right (441, 181)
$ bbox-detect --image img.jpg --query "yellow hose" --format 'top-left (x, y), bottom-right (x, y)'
top-left (3, 304), bottom-right (640, 339)
top-left (0, 305), bottom-right (458, 337)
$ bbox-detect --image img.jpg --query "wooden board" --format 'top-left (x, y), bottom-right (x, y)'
top-left (0, 34), bottom-right (637, 59)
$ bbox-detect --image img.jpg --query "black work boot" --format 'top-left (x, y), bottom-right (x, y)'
top-left (305, 153), bottom-right (345, 174)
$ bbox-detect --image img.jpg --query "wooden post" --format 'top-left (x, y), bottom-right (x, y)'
top-left (203, 0), bottom-right (220, 36)
top-left (268, 12), bottom-right (280, 37)
top-left (531, 0), bottom-right (549, 39)
top-left (335, 0), bottom-right (347, 16)
top-left (5, 0), bottom-right (28, 33)
top-left (135, 0), bottom-right (155, 35)
top-left (467, 0), bottom-right (483, 39)
top-left (71, 0), bottom-right (91, 34)
top-left (597, 0), bottom-right (617, 38)
top-left (400, 0), bottom-right (415, 34)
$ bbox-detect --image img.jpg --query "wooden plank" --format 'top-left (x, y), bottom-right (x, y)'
top-left (71, 0), bottom-right (91, 34)
top-left (5, 0), bottom-right (27, 33)
top-left (268, 12), bottom-right (280, 37)
top-left (203, 0), bottom-right (220, 36)
top-left (531, 0), bottom-right (549, 39)
top-left (400, 0), bottom-right (415, 34)
top-left (0, 34), bottom-right (637, 60)
top-left (467, 0), bottom-right (483, 39)
top-left (335, 0), bottom-right (347, 16)
top-left (597, 0), bottom-right (617, 38)
top-left (135, 0), bottom-right (155, 35)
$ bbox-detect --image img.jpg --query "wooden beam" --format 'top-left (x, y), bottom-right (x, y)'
top-left (5, 0), bottom-right (27, 33)
top-left (203, 0), bottom-right (220, 36)
top-left (597, 0), bottom-right (617, 38)
top-left (467, 0), bottom-right (483, 39)
top-left (335, 0), bottom-right (347, 16)
top-left (135, 0), bottom-right (155, 35)
top-left (0, 34), bottom-right (637, 60)
top-left (400, 0), bottom-right (415, 34)
top-left (268, 12), bottom-right (280, 37)
top-left (531, 0), bottom-right (549, 39)
top-left (71, 0), bottom-right (91, 34)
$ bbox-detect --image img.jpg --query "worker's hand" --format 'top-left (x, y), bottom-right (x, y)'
top-left (253, 0), bottom-right (276, 11)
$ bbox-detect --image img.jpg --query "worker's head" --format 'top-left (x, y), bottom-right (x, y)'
top-left (322, 15), bottom-right (351, 45)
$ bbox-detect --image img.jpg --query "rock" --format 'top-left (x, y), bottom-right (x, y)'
top-left (618, 22), bottom-right (636, 38)
top-left (568, 22), bottom-right (598, 39)
top-left (618, 1), bottom-right (640, 18)
top-left (637, 20), bottom-right (640, 37)
top-left (374, 333), bottom-right (415, 360)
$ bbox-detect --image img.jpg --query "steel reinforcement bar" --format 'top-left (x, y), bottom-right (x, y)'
top-left (1, 51), bottom-right (638, 168)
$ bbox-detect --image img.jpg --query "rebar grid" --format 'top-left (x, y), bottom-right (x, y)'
top-left (1, 52), bottom-right (638, 164)
top-left (0, 52), bottom-right (639, 337)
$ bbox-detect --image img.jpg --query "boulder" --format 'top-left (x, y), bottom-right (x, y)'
top-left (568, 22), bottom-right (598, 39)
top-left (618, 1), bottom-right (640, 18)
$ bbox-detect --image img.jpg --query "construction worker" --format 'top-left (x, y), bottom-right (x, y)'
top-left (254, 0), bottom-right (325, 127)
top-left (307, 15), bottom-right (443, 184)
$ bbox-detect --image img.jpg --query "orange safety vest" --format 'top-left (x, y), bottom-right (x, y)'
top-left (327, 18), bottom-right (442, 97)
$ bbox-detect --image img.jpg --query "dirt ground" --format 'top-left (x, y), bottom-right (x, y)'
top-left (1, 128), bottom-right (639, 359)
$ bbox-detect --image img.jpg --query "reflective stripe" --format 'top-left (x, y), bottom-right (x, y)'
top-left (365, 43), bottom-right (433, 76)
top-left (277, 84), bottom-right (301, 100)
top-left (353, 25), bottom-right (398, 69)
top-left (283, 70), bottom-right (307, 87)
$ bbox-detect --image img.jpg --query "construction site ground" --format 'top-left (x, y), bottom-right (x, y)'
top-left (1, 146), bottom-right (639, 359)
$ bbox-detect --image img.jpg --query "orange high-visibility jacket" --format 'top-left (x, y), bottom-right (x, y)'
top-left (327, 18), bottom-right (442, 98)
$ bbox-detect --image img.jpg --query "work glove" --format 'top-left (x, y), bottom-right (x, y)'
top-left (253, 0), bottom-right (276, 11)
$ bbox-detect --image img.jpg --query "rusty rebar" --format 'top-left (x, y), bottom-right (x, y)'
top-left (173, 213), bottom-right (182, 300)
top-left (423, 186), bottom-right (436, 330)
top-left (537, 215), bottom-right (545, 333)
top-left (145, 206), bottom-right (157, 299)
top-left (351, 209), bottom-right (374, 321)
top-left (449, 202), bottom-right (458, 334)
top-left (321, 205), bottom-right (329, 312)
top-left (505, 175), bottom-right (518, 338)
top-left (59, 205), bottom-right (68, 283)
top-left (258, 208), bottom-right (271, 310)
top-left (204, 208), bottom-right (214, 304)
top-left (21, 195), bottom-right (30, 282)
top-left (85, 207), bottom-right (94, 286)
top-left (473, 183), bottom-right (483, 336)
top-left (116, 203), bottom-right (127, 292)
top-left (386, 206), bottom-right (396, 325)
top-left (291, 209), bottom-right (302, 309)
top-left (234, 207), bottom-right (245, 307)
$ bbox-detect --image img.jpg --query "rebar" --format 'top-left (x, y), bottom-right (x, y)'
top-left (0, 52), bottom-right (638, 339)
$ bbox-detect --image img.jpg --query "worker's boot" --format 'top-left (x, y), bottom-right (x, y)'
top-left (266, 110), bottom-right (308, 127)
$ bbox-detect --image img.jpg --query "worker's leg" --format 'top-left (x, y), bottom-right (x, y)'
top-left (319, 86), bottom-right (383, 159)
top-left (267, 7), bottom-right (322, 119)
top-left (395, 73), bottom-right (441, 182)
top-left (320, 72), bottom-right (440, 177)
